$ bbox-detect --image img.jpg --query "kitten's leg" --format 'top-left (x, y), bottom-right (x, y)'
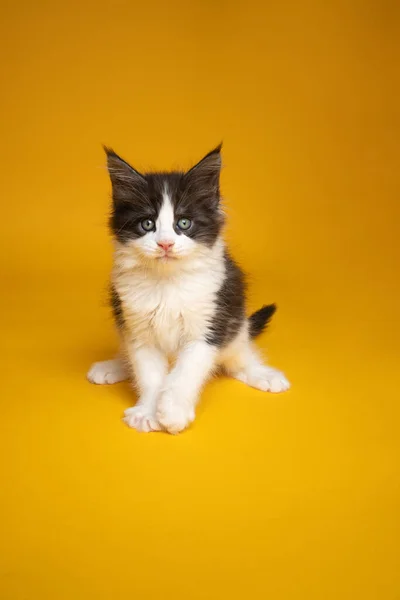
top-left (223, 340), bottom-right (290, 393)
top-left (156, 341), bottom-right (218, 434)
top-left (87, 358), bottom-right (128, 384)
top-left (123, 345), bottom-right (168, 433)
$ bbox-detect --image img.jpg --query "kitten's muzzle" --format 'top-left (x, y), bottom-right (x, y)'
top-left (157, 241), bottom-right (175, 257)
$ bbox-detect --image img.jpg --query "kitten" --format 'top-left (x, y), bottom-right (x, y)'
top-left (87, 145), bottom-right (290, 433)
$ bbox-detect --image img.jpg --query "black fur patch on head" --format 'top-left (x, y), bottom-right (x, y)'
top-left (105, 145), bottom-right (224, 247)
top-left (206, 252), bottom-right (247, 347)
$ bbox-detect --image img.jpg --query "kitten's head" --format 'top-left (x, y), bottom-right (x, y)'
top-left (106, 145), bottom-right (224, 265)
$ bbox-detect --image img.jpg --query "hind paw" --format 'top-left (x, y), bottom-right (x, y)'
top-left (234, 366), bottom-right (290, 393)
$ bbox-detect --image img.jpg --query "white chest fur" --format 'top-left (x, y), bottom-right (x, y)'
top-left (113, 241), bottom-right (226, 356)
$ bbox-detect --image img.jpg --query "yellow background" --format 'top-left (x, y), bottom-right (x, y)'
top-left (1, 0), bottom-right (399, 598)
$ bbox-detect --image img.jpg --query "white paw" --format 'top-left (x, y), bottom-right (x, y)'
top-left (123, 406), bottom-right (162, 432)
top-left (156, 392), bottom-right (195, 434)
top-left (239, 366), bottom-right (290, 393)
top-left (87, 359), bottom-right (128, 385)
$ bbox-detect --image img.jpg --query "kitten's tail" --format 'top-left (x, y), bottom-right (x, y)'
top-left (248, 304), bottom-right (277, 338)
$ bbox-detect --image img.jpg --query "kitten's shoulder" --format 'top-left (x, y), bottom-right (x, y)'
top-left (222, 249), bottom-right (246, 289)
top-left (206, 248), bottom-right (247, 347)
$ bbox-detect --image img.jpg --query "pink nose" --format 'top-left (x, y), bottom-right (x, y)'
top-left (157, 241), bottom-right (175, 252)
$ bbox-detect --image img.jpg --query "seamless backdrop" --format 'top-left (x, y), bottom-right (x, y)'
top-left (1, 1), bottom-right (399, 599)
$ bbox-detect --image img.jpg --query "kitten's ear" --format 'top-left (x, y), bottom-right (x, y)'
top-left (184, 144), bottom-right (222, 193)
top-left (104, 146), bottom-right (147, 203)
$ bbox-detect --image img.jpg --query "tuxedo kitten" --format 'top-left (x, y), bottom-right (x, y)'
top-left (87, 145), bottom-right (290, 433)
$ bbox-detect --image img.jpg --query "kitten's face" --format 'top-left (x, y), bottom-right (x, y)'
top-left (107, 146), bottom-right (224, 265)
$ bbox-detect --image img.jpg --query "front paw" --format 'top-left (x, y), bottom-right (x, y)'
top-left (123, 406), bottom-right (162, 432)
top-left (156, 392), bottom-right (195, 434)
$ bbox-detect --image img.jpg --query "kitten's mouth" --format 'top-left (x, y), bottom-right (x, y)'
top-left (156, 253), bottom-right (178, 261)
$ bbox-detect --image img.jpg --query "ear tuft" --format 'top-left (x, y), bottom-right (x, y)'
top-left (208, 142), bottom-right (223, 155)
top-left (103, 145), bottom-right (115, 157)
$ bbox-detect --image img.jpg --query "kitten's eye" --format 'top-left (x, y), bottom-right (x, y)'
top-left (141, 219), bottom-right (155, 232)
top-left (177, 218), bottom-right (192, 231)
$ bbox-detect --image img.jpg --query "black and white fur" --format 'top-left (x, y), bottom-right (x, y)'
top-left (88, 145), bottom-right (290, 433)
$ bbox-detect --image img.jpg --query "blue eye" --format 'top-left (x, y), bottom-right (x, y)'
top-left (177, 218), bottom-right (192, 231)
top-left (141, 219), bottom-right (155, 232)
